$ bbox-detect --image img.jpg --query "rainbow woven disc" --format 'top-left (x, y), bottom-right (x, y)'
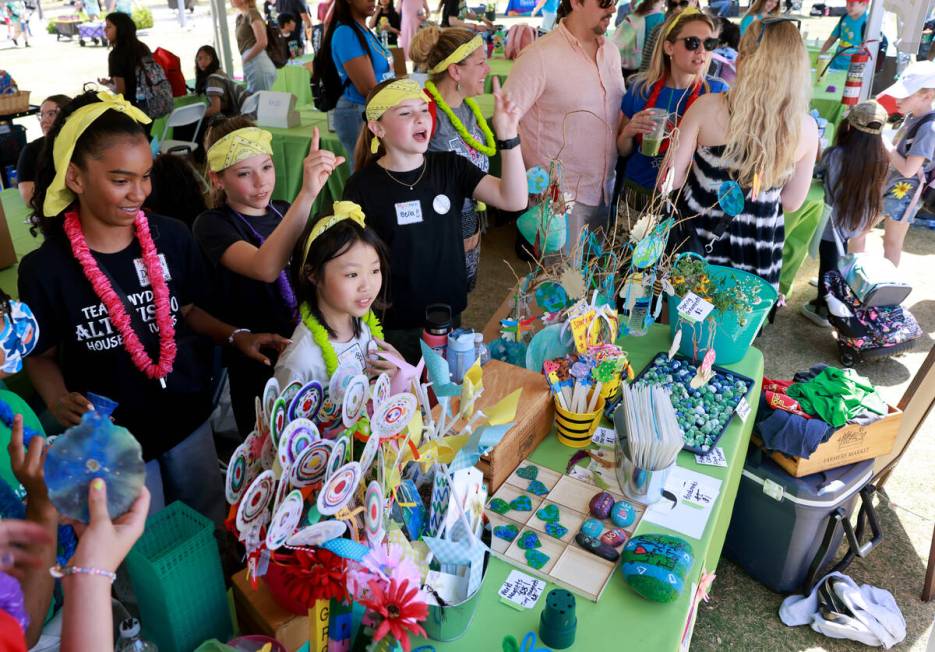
top-left (371, 393), bottom-right (417, 440)
top-left (358, 433), bottom-right (380, 476)
top-left (272, 470), bottom-right (291, 513)
top-left (329, 365), bottom-right (358, 403)
top-left (326, 435), bottom-right (350, 481)
top-left (317, 462), bottom-right (361, 516)
top-left (269, 398), bottom-right (288, 447)
top-left (267, 489), bottom-right (305, 550)
top-left (364, 480), bottom-right (384, 543)
top-left (342, 374), bottom-right (369, 428)
top-left (290, 439), bottom-right (333, 487)
top-left (225, 442), bottom-right (252, 505)
top-left (373, 373), bottom-right (391, 410)
top-left (277, 418), bottom-right (319, 468)
top-left (236, 470), bottom-right (275, 533)
top-left (288, 380), bottom-right (324, 422)
top-left (262, 377), bottom-right (281, 422)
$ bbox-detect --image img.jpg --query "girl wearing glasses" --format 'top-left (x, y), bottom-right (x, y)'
top-left (739, 0), bottom-right (779, 36)
top-left (665, 18), bottom-right (818, 290)
top-left (618, 10), bottom-right (725, 209)
top-left (16, 95), bottom-right (71, 206)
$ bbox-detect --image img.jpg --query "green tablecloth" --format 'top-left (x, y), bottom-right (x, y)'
top-left (779, 179), bottom-right (825, 297)
top-left (266, 108), bottom-right (350, 216)
top-left (0, 188), bottom-right (42, 299)
top-left (414, 324), bottom-right (764, 652)
top-left (810, 69), bottom-right (848, 129)
top-left (272, 56), bottom-right (315, 108)
top-left (485, 57), bottom-right (514, 93)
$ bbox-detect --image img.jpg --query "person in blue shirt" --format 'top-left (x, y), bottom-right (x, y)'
top-left (819, 0), bottom-right (868, 70)
top-left (532, 0), bottom-right (560, 31)
top-left (739, 0), bottom-right (778, 36)
top-left (617, 9), bottom-right (727, 207)
top-left (321, 0), bottom-right (394, 171)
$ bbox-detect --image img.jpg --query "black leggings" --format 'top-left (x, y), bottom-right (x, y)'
top-left (815, 238), bottom-right (841, 310)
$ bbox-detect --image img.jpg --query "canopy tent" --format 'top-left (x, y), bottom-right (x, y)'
top-left (866, 0), bottom-right (935, 99)
top-left (208, 0), bottom-right (236, 81)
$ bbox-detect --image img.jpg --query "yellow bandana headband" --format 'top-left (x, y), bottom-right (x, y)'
top-left (430, 35), bottom-right (484, 74)
top-left (44, 91), bottom-right (152, 218)
top-left (663, 6), bottom-right (700, 39)
top-left (206, 127), bottom-right (273, 173)
top-left (302, 201), bottom-right (367, 263)
top-left (365, 79), bottom-right (427, 154)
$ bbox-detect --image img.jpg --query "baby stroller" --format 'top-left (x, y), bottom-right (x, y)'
top-left (822, 270), bottom-right (922, 366)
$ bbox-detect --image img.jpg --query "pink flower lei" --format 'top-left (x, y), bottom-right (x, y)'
top-left (63, 210), bottom-right (177, 382)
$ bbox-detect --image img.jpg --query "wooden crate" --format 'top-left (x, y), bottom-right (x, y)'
top-left (754, 404), bottom-right (902, 478)
top-left (473, 359), bottom-right (554, 492)
top-left (232, 570), bottom-right (307, 651)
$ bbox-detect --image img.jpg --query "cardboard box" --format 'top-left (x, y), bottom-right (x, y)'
top-left (474, 359), bottom-right (554, 492)
top-left (232, 569), bottom-right (308, 652)
top-left (753, 404), bottom-right (902, 478)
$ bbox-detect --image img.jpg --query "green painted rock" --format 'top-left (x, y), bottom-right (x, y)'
top-left (619, 534), bottom-right (694, 603)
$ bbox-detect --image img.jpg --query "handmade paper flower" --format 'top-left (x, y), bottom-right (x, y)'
top-left (271, 548), bottom-right (349, 606)
top-left (360, 577), bottom-right (428, 652)
top-left (890, 181), bottom-right (913, 200)
top-left (365, 543), bottom-right (422, 587)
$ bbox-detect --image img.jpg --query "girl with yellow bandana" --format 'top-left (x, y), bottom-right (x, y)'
top-left (193, 116), bottom-right (343, 435)
top-left (20, 90), bottom-right (289, 523)
top-left (342, 77), bottom-right (527, 362)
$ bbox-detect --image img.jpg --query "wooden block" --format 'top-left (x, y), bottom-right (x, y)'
top-left (474, 359), bottom-right (554, 492)
top-left (231, 570), bottom-right (308, 652)
top-left (753, 404), bottom-right (902, 478)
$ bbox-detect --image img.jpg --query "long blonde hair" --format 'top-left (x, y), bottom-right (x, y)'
top-left (723, 20), bottom-right (809, 189)
top-left (743, 0), bottom-right (779, 19)
top-left (409, 25), bottom-right (476, 81)
top-left (636, 12), bottom-right (717, 98)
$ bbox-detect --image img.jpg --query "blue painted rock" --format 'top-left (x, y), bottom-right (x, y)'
top-left (620, 534), bottom-right (694, 603)
top-left (611, 500), bottom-right (637, 528)
top-left (580, 518), bottom-right (603, 538)
top-left (589, 491), bottom-right (614, 520)
top-left (601, 528), bottom-right (627, 548)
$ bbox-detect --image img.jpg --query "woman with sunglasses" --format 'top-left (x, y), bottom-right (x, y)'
top-left (664, 18), bottom-right (818, 290)
top-left (618, 10), bottom-right (724, 209)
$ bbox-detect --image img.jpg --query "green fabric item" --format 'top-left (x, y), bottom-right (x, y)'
top-left (787, 367), bottom-right (887, 428)
top-left (485, 57), bottom-right (513, 93)
top-left (271, 57), bottom-right (314, 108)
top-left (0, 389), bottom-right (44, 493)
top-left (0, 189), bottom-right (41, 299)
top-left (780, 180), bottom-right (825, 296)
top-left (408, 324), bottom-right (764, 651)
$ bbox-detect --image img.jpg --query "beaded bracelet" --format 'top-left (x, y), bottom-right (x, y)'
top-left (49, 564), bottom-right (117, 583)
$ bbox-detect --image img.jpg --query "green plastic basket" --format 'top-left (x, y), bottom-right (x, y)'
top-left (126, 501), bottom-right (232, 652)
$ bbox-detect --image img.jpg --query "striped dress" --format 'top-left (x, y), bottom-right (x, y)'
top-left (677, 144), bottom-right (785, 289)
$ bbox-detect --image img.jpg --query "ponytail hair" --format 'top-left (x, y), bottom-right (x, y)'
top-left (409, 25), bottom-right (476, 81)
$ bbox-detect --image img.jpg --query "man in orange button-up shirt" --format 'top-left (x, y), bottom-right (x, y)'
top-left (504, 0), bottom-right (625, 247)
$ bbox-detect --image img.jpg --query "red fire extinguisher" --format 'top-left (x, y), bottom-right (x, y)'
top-left (842, 41), bottom-right (877, 106)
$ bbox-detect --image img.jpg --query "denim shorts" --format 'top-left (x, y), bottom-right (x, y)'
top-left (882, 177), bottom-right (921, 224)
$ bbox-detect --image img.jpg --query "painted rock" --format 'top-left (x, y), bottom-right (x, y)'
top-left (574, 533), bottom-right (620, 562)
top-left (620, 534), bottom-right (694, 603)
top-left (494, 523), bottom-right (519, 542)
top-left (589, 491), bottom-right (615, 520)
top-left (536, 504), bottom-right (560, 522)
top-left (580, 518), bottom-right (603, 538)
top-left (601, 528), bottom-right (628, 548)
top-left (611, 500), bottom-right (637, 528)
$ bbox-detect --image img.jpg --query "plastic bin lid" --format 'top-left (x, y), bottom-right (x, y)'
top-left (741, 450), bottom-right (873, 508)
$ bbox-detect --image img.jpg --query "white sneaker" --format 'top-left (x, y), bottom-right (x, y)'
top-left (800, 302), bottom-right (831, 328)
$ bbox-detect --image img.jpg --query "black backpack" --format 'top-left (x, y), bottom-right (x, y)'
top-left (311, 22), bottom-right (374, 112)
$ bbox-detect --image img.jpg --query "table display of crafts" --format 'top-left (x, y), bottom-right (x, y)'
top-left (224, 342), bottom-right (526, 651)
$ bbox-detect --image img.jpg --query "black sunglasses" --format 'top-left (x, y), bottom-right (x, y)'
top-left (679, 36), bottom-right (719, 51)
top-left (756, 15), bottom-right (802, 45)
top-left (596, 0), bottom-right (614, 8)
top-left (667, 0), bottom-right (689, 8)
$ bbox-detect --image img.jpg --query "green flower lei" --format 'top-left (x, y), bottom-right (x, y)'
top-left (300, 302), bottom-right (384, 376)
top-left (424, 80), bottom-right (496, 158)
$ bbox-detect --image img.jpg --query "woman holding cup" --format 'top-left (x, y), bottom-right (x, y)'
top-left (616, 9), bottom-right (726, 210)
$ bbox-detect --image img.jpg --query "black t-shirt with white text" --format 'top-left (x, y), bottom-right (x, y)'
top-left (18, 213), bottom-right (214, 460)
top-left (343, 151), bottom-right (485, 329)
top-left (16, 137), bottom-right (44, 184)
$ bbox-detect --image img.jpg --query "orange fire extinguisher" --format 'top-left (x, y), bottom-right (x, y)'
top-left (842, 41), bottom-right (877, 106)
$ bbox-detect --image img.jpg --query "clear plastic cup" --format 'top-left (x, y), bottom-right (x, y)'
top-left (640, 108), bottom-right (669, 157)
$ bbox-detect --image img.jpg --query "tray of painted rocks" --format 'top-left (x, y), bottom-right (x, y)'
top-left (632, 353), bottom-right (753, 454)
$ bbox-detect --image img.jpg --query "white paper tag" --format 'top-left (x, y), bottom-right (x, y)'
top-left (695, 447), bottom-right (727, 467)
top-left (591, 426), bottom-right (616, 447)
top-left (568, 466), bottom-right (594, 483)
top-left (133, 254), bottom-right (171, 287)
top-left (498, 570), bottom-right (546, 609)
top-left (661, 279), bottom-right (675, 296)
top-left (395, 200), bottom-right (423, 225)
top-left (735, 396), bottom-right (751, 423)
top-left (677, 292), bottom-right (715, 323)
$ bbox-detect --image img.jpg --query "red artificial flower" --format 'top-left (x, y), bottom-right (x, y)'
top-left (360, 577), bottom-right (428, 652)
top-left (271, 548), bottom-right (349, 607)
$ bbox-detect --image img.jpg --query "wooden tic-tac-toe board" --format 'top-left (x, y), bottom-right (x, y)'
top-left (486, 461), bottom-right (645, 602)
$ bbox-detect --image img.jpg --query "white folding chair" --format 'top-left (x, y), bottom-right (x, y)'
top-left (158, 102), bottom-right (208, 156)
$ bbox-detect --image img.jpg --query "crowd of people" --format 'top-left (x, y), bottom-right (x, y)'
top-left (2, 0), bottom-right (934, 648)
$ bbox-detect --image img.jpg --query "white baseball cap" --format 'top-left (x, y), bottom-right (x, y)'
top-left (879, 60), bottom-right (935, 99)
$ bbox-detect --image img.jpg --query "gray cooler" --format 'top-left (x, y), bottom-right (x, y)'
top-left (724, 449), bottom-right (881, 594)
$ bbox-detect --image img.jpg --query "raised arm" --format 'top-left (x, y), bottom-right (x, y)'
top-left (472, 78), bottom-right (528, 212)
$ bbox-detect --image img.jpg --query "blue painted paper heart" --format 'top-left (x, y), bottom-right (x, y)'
top-left (494, 523), bottom-right (519, 541)
top-left (545, 522), bottom-right (568, 539)
top-left (509, 495), bottom-right (532, 512)
top-left (525, 548), bottom-right (549, 570)
top-left (518, 531), bottom-right (542, 550)
top-left (527, 480), bottom-right (549, 496)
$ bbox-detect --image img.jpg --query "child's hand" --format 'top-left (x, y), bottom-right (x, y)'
top-left (69, 481), bottom-right (149, 574)
top-left (491, 77), bottom-right (520, 141)
top-left (303, 127), bottom-right (346, 198)
top-left (51, 392), bottom-right (93, 427)
top-left (8, 415), bottom-right (55, 520)
top-left (366, 338), bottom-right (402, 378)
top-left (0, 519), bottom-right (53, 580)
top-left (232, 331), bottom-right (291, 366)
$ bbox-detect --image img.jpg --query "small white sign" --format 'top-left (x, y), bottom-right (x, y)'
top-left (498, 570), bottom-right (546, 609)
top-left (677, 292), bottom-right (715, 323)
top-left (735, 396), bottom-right (751, 423)
top-left (695, 447), bottom-right (727, 467)
top-left (395, 200), bottom-right (423, 225)
top-left (591, 426), bottom-right (616, 447)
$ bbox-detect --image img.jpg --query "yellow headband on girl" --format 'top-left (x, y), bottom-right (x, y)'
top-left (301, 201), bottom-right (367, 263)
top-left (430, 35), bottom-right (484, 74)
top-left (663, 6), bottom-right (700, 39)
top-left (365, 79), bottom-right (427, 153)
top-left (206, 127), bottom-right (273, 173)
top-left (44, 91), bottom-right (151, 217)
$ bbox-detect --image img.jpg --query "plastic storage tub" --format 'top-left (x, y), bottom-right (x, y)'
top-left (724, 450), bottom-right (874, 594)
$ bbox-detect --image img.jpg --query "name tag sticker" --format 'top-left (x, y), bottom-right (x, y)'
top-left (395, 200), bottom-right (423, 226)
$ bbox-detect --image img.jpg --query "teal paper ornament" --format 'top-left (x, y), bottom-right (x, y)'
top-left (526, 165), bottom-right (550, 194)
top-left (717, 180), bottom-right (745, 217)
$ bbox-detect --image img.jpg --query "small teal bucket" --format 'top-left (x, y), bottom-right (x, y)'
top-left (423, 529), bottom-right (491, 642)
top-left (668, 258), bottom-right (778, 364)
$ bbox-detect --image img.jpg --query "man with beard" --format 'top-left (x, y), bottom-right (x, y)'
top-left (504, 0), bottom-right (625, 244)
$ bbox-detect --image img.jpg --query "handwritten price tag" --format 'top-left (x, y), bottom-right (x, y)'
top-left (695, 447), bottom-right (727, 467)
top-left (677, 292), bottom-right (715, 323)
top-left (498, 570), bottom-right (546, 609)
top-left (735, 396), bottom-right (751, 423)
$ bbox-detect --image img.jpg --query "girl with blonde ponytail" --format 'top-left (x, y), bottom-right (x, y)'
top-left (666, 19), bottom-right (818, 289)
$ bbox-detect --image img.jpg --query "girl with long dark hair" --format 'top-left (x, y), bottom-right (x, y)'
top-left (99, 12), bottom-right (150, 107)
top-left (195, 45), bottom-right (248, 118)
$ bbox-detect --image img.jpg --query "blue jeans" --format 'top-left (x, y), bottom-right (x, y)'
top-left (145, 419), bottom-right (225, 525)
top-left (243, 50), bottom-right (277, 93)
top-left (332, 96), bottom-right (364, 173)
top-left (708, 0), bottom-right (733, 16)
